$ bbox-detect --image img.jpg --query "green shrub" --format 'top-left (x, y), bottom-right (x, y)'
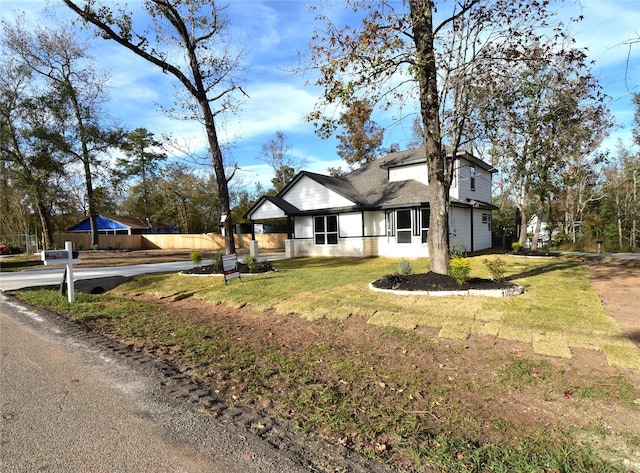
top-left (450, 243), bottom-right (467, 258)
top-left (511, 242), bottom-right (522, 253)
top-left (190, 251), bottom-right (202, 267)
top-left (483, 257), bottom-right (506, 281)
top-left (396, 258), bottom-right (413, 276)
top-left (449, 256), bottom-right (471, 286)
top-left (212, 251), bottom-right (223, 271)
top-left (245, 255), bottom-right (258, 273)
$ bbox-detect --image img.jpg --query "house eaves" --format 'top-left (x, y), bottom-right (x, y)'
top-left (279, 170), bottom-right (367, 206)
top-left (245, 195), bottom-right (301, 219)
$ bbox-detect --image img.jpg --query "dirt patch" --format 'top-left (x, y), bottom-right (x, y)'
top-left (116, 291), bottom-right (640, 468)
top-left (588, 260), bottom-right (640, 349)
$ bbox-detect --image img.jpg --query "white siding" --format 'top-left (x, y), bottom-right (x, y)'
top-left (363, 210), bottom-right (385, 237)
top-left (291, 235), bottom-right (431, 258)
top-left (449, 206), bottom-right (493, 253)
top-left (449, 163), bottom-right (460, 200)
top-left (249, 199), bottom-right (286, 219)
top-left (449, 207), bottom-right (471, 253)
top-left (339, 212), bottom-right (363, 237)
top-left (293, 237), bottom-right (368, 257)
top-left (283, 175), bottom-right (353, 210)
top-left (375, 234), bottom-right (429, 258)
top-left (475, 211), bottom-right (493, 250)
top-left (457, 159), bottom-right (492, 204)
top-left (294, 216), bottom-right (313, 239)
top-left (388, 163), bottom-right (429, 185)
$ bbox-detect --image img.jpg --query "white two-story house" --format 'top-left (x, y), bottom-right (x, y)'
top-left (246, 146), bottom-right (497, 258)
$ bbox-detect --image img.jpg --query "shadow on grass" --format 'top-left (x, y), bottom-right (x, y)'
top-left (276, 257), bottom-right (376, 270)
top-left (0, 258), bottom-right (42, 272)
top-left (625, 330), bottom-right (640, 348)
top-left (505, 258), bottom-right (583, 282)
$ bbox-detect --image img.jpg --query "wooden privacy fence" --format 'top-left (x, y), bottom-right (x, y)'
top-left (53, 233), bottom-right (287, 251)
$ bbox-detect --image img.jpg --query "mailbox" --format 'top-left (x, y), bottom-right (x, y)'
top-left (41, 250), bottom-right (80, 261)
top-left (40, 241), bottom-right (81, 303)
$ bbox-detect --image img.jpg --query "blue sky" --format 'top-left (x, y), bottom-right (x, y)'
top-left (1, 0), bottom-right (639, 193)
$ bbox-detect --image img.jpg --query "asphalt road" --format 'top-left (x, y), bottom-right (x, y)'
top-left (0, 294), bottom-right (313, 473)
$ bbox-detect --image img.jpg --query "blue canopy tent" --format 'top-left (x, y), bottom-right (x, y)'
top-left (69, 215), bottom-right (147, 235)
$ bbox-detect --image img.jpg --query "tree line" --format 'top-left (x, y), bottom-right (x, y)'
top-left (1, 1), bottom-right (638, 270)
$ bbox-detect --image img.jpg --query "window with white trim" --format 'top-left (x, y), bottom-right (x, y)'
top-left (421, 208), bottom-right (430, 243)
top-left (396, 209), bottom-right (412, 243)
top-left (314, 215), bottom-right (338, 245)
top-left (482, 213), bottom-right (492, 231)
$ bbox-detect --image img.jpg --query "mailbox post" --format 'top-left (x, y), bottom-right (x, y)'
top-left (41, 241), bottom-right (81, 303)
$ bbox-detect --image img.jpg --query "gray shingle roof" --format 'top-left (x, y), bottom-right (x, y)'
top-left (336, 155), bottom-right (430, 208)
top-left (256, 147), bottom-right (493, 216)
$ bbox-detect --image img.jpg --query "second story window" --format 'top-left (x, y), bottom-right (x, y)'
top-left (470, 166), bottom-right (476, 191)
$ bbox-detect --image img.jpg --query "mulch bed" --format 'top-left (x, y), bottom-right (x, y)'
top-left (512, 249), bottom-right (557, 257)
top-left (372, 271), bottom-right (519, 291)
top-left (182, 261), bottom-right (276, 275)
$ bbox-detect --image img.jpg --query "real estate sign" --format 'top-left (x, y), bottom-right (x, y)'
top-left (222, 253), bottom-right (241, 284)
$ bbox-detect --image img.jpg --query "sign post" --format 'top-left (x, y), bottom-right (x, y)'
top-left (221, 253), bottom-right (241, 285)
top-left (41, 241), bottom-right (81, 303)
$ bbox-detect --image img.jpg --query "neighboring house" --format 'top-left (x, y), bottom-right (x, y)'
top-left (68, 214), bottom-right (174, 235)
top-left (246, 147), bottom-right (497, 258)
top-left (526, 215), bottom-right (558, 246)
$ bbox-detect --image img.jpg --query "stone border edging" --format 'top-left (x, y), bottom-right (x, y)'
top-left (368, 282), bottom-right (524, 297)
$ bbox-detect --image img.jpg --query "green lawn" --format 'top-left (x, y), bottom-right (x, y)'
top-left (14, 254), bottom-right (640, 471)
top-left (110, 255), bottom-right (639, 369)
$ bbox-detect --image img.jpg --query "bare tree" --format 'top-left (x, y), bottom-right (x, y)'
top-left (257, 131), bottom-right (305, 194)
top-left (3, 18), bottom-right (122, 248)
top-left (0, 56), bottom-right (64, 249)
top-left (477, 42), bottom-right (612, 248)
top-left (307, 0), bottom-right (570, 274)
top-left (64, 0), bottom-right (247, 254)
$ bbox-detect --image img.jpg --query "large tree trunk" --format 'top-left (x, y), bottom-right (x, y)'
top-left (530, 202), bottom-right (544, 251)
top-left (530, 215), bottom-right (542, 250)
top-left (616, 191), bottom-right (623, 250)
top-left (518, 207), bottom-right (528, 247)
top-left (632, 171), bottom-right (638, 252)
top-left (201, 103), bottom-right (235, 254)
top-left (85, 158), bottom-right (99, 249)
top-left (68, 87), bottom-right (100, 249)
top-left (409, 0), bottom-right (449, 275)
top-left (35, 199), bottom-right (54, 250)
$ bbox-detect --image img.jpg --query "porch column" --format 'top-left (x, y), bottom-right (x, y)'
top-left (285, 239), bottom-right (294, 258)
top-left (249, 220), bottom-right (258, 257)
top-left (284, 216), bottom-right (294, 258)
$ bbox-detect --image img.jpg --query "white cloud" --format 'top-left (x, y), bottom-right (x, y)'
top-left (227, 82), bottom-right (318, 137)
